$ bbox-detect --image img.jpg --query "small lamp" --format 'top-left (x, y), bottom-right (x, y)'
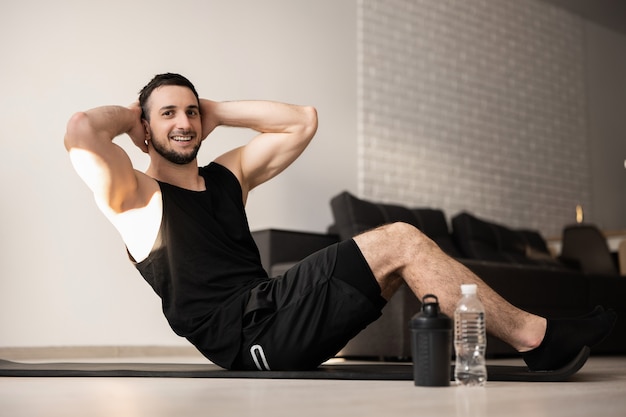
top-left (575, 204), bottom-right (584, 224)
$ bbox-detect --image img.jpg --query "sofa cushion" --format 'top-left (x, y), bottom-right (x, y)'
top-left (330, 191), bottom-right (460, 257)
top-left (412, 208), bottom-right (461, 257)
top-left (452, 212), bottom-right (511, 262)
top-left (452, 212), bottom-right (558, 266)
top-left (496, 223), bottom-right (530, 263)
top-left (330, 191), bottom-right (386, 239)
top-left (519, 229), bottom-right (551, 254)
top-left (518, 229), bottom-right (562, 266)
top-left (378, 203), bottom-right (421, 228)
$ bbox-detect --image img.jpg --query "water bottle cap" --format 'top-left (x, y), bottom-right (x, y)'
top-left (461, 284), bottom-right (477, 295)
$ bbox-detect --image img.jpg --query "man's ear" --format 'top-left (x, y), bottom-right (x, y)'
top-left (142, 119), bottom-right (151, 140)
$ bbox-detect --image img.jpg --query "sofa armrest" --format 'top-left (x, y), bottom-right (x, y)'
top-left (251, 229), bottom-right (340, 275)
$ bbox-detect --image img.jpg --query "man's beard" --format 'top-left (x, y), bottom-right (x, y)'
top-left (150, 129), bottom-right (201, 165)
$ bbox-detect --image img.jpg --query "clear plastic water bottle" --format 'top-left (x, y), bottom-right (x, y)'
top-left (454, 284), bottom-right (487, 386)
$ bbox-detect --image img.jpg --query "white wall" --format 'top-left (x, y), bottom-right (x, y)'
top-left (0, 0), bottom-right (357, 347)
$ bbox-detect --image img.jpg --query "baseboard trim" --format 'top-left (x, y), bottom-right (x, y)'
top-left (0, 345), bottom-right (202, 361)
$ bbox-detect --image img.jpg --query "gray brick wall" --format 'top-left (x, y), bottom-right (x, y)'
top-left (357, 0), bottom-right (591, 237)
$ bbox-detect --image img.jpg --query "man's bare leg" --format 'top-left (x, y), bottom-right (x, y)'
top-left (353, 222), bottom-right (545, 352)
top-left (353, 222), bottom-right (616, 370)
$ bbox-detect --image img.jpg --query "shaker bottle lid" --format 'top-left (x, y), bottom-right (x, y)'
top-left (409, 294), bottom-right (452, 329)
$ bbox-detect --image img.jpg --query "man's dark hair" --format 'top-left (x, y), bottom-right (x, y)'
top-left (138, 73), bottom-right (200, 121)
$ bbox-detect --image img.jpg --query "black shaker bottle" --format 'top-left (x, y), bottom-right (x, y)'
top-left (409, 294), bottom-right (452, 386)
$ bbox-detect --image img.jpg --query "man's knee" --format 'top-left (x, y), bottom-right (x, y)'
top-left (382, 221), bottom-right (419, 235)
top-left (353, 222), bottom-right (440, 294)
top-left (379, 221), bottom-right (431, 243)
top-left (358, 222), bottom-right (436, 257)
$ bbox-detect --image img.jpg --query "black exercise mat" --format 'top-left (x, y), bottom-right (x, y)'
top-left (0, 346), bottom-right (590, 382)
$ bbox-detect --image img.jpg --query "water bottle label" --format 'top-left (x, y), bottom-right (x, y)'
top-left (454, 311), bottom-right (487, 386)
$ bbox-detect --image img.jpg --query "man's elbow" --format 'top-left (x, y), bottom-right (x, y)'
top-left (64, 111), bottom-right (90, 151)
top-left (301, 106), bottom-right (318, 141)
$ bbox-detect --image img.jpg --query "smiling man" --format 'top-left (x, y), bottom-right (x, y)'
top-left (64, 73), bottom-right (616, 371)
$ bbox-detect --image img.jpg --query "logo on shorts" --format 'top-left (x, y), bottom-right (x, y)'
top-left (250, 344), bottom-right (271, 371)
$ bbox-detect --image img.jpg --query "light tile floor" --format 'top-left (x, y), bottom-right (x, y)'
top-left (1, 355), bottom-right (625, 417)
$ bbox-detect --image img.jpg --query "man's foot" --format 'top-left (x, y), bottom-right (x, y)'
top-left (521, 308), bottom-right (617, 371)
top-left (575, 305), bottom-right (604, 319)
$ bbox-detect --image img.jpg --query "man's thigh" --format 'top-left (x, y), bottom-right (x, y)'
top-left (234, 240), bottom-right (386, 371)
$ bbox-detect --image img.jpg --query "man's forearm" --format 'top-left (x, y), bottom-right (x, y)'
top-left (206, 98), bottom-right (317, 192)
top-left (65, 104), bottom-right (145, 152)
top-left (201, 99), bottom-right (316, 135)
top-left (82, 105), bottom-right (140, 140)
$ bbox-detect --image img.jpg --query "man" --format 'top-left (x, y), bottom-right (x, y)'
top-left (65, 73), bottom-right (615, 371)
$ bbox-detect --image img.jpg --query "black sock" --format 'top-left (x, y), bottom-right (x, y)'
top-left (522, 308), bottom-right (617, 371)
top-left (575, 305), bottom-right (604, 319)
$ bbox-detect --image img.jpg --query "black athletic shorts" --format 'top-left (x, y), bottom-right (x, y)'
top-left (230, 239), bottom-right (387, 371)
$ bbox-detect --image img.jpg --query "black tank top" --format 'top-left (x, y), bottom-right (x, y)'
top-left (133, 162), bottom-right (268, 367)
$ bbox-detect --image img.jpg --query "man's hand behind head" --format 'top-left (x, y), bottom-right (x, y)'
top-left (128, 102), bottom-right (148, 153)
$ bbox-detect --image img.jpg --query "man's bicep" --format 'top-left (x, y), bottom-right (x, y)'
top-left (239, 132), bottom-right (309, 190)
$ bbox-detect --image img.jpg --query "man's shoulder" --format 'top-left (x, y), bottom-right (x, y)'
top-left (136, 169), bottom-right (161, 188)
top-left (99, 170), bottom-right (162, 263)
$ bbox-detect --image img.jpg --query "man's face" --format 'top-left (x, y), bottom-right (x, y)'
top-left (144, 85), bottom-right (202, 165)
